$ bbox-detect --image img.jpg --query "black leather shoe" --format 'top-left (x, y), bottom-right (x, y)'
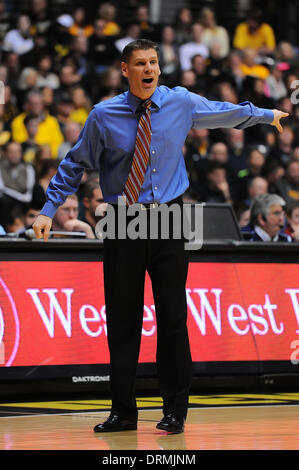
top-left (156, 414), bottom-right (185, 434)
top-left (93, 414), bottom-right (137, 432)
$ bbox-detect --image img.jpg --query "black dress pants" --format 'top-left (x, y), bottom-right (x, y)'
top-left (102, 200), bottom-right (192, 420)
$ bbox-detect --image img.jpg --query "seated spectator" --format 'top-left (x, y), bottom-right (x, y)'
top-left (16, 66), bottom-right (39, 109)
top-left (0, 103), bottom-right (11, 148)
top-left (0, 0), bottom-right (12, 44)
top-left (11, 90), bottom-right (64, 158)
top-left (41, 86), bottom-right (55, 114)
top-left (216, 81), bottom-right (239, 104)
top-left (173, 7), bottom-right (193, 45)
top-left (197, 161), bottom-right (236, 204)
top-left (190, 54), bottom-right (209, 95)
top-left (278, 96), bottom-right (294, 117)
top-left (22, 115), bottom-right (40, 163)
top-left (180, 69), bottom-right (198, 93)
top-left (179, 22), bottom-right (209, 72)
top-left (189, 127), bottom-right (210, 160)
top-left (115, 22), bottom-right (141, 53)
top-left (267, 125), bottom-right (295, 166)
top-left (2, 13), bottom-right (34, 56)
top-left (134, 4), bottom-right (159, 42)
top-left (29, 0), bottom-right (52, 36)
top-left (199, 7), bottom-right (230, 59)
top-left (292, 147), bottom-right (299, 162)
top-left (97, 2), bottom-right (120, 37)
top-left (241, 76), bottom-right (274, 109)
top-left (225, 128), bottom-right (247, 173)
top-left (32, 157), bottom-right (59, 206)
top-left (283, 200), bottom-right (299, 241)
top-left (55, 92), bottom-right (73, 133)
top-left (52, 194), bottom-right (95, 239)
top-left (97, 66), bottom-right (124, 101)
top-left (158, 25), bottom-right (180, 87)
top-left (245, 176), bottom-right (269, 207)
top-left (67, 35), bottom-right (89, 79)
top-left (55, 64), bottom-right (81, 104)
top-left (238, 147), bottom-right (266, 200)
top-left (242, 193), bottom-right (291, 242)
top-left (266, 63), bottom-right (288, 102)
top-left (239, 49), bottom-right (270, 81)
top-left (2, 205), bottom-right (25, 234)
top-left (57, 121), bottom-right (82, 161)
top-left (48, 14), bottom-right (73, 58)
top-left (35, 53), bottom-right (60, 89)
top-left (262, 160), bottom-right (285, 193)
top-left (223, 50), bottom-right (245, 92)
top-left (234, 202), bottom-right (251, 229)
top-left (209, 141), bottom-right (239, 191)
top-left (69, 7), bottom-right (94, 38)
top-left (69, 86), bottom-right (91, 126)
top-left (0, 141), bottom-right (35, 213)
top-left (3, 84), bottom-right (18, 124)
top-left (274, 159), bottom-right (299, 202)
top-left (4, 51), bottom-right (20, 91)
top-left (275, 41), bottom-right (298, 66)
top-left (81, 179), bottom-right (107, 236)
top-left (16, 200), bottom-right (42, 232)
top-left (233, 9), bottom-right (276, 56)
top-left (88, 18), bottom-right (120, 74)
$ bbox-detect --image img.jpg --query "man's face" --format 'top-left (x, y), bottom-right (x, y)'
top-left (287, 162), bottom-right (299, 185)
top-left (287, 206), bottom-right (299, 229)
top-left (6, 142), bottom-right (22, 165)
top-left (27, 95), bottom-right (44, 117)
top-left (84, 188), bottom-right (107, 219)
top-left (54, 197), bottom-right (78, 229)
top-left (25, 208), bottom-right (40, 227)
top-left (121, 48), bottom-right (161, 100)
top-left (258, 204), bottom-right (285, 238)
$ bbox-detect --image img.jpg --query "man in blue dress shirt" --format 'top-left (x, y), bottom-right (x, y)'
top-left (33, 39), bottom-right (287, 434)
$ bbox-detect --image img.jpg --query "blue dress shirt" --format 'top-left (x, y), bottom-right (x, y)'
top-left (41, 86), bottom-right (274, 218)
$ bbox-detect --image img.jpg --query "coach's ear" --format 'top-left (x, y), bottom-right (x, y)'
top-left (121, 61), bottom-right (128, 78)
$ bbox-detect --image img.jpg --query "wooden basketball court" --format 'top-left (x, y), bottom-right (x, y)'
top-left (0, 393), bottom-right (299, 450)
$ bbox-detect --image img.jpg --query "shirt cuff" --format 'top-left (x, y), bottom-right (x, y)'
top-left (260, 109), bottom-right (274, 125)
top-left (40, 201), bottom-right (58, 219)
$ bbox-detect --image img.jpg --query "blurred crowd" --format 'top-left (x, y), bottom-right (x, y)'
top-left (0, 0), bottom-right (299, 241)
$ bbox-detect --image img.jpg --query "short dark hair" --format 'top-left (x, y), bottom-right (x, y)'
top-left (121, 39), bottom-right (159, 63)
top-left (84, 179), bottom-right (100, 199)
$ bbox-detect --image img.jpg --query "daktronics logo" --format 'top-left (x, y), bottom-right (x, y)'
top-left (0, 276), bottom-right (20, 366)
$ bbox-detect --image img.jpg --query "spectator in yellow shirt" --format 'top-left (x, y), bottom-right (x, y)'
top-left (233, 9), bottom-right (276, 56)
top-left (69, 86), bottom-right (91, 127)
top-left (97, 2), bottom-right (120, 36)
top-left (11, 90), bottom-right (64, 158)
top-left (239, 49), bottom-right (270, 80)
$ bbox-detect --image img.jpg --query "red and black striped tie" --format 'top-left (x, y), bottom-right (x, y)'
top-left (123, 99), bottom-right (152, 206)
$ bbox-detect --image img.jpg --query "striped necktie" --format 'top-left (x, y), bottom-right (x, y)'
top-left (123, 99), bottom-right (152, 206)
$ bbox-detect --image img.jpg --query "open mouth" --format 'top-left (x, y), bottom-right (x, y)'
top-left (142, 78), bottom-right (154, 84)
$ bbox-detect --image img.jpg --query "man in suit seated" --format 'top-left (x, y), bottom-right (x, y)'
top-left (241, 193), bottom-right (292, 241)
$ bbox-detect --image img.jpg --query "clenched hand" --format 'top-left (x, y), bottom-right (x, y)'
top-left (33, 215), bottom-right (53, 242)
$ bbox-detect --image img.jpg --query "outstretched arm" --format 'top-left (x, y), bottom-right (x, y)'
top-left (189, 91), bottom-right (289, 132)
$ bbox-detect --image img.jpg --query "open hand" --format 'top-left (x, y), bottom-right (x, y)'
top-left (271, 109), bottom-right (289, 133)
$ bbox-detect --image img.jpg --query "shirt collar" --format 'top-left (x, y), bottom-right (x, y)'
top-left (254, 225), bottom-right (279, 242)
top-left (127, 87), bottom-right (161, 114)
